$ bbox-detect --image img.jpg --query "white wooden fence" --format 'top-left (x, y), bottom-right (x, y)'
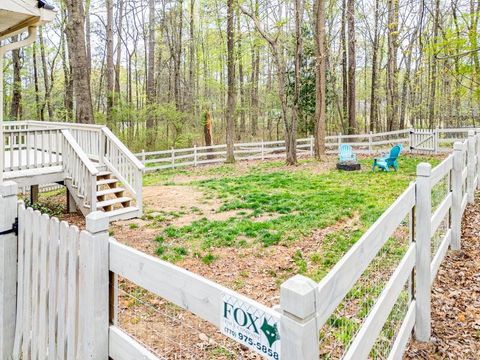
top-left (1, 130), bottom-right (479, 360)
top-left (136, 127), bottom-right (479, 172)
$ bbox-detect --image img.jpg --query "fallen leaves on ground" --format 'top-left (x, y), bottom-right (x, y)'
top-left (406, 194), bottom-right (480, 359)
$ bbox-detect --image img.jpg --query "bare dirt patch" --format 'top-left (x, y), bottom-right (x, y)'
top-left (406, 195), bottom-right (480, 359)
top-left (143, 185), bottom-right (221, 213)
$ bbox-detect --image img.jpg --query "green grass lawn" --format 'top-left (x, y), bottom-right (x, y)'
top-left (145, 155), bottom-right (440, 280)
top-left (137, 155), bottom-right (445, 358)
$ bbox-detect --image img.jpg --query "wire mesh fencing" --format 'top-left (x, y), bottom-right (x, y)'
top-left (318, 212), bottom-right (412, 359)
top-left (116, 278), bottom-right (262, 360)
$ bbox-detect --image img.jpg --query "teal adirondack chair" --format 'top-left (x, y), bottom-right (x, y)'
top-left (339, 144), bottom-right (357, 162)
top-left (372, 145), bottom-right (402, 172)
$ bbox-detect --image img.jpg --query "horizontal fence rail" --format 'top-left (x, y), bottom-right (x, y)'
top-left (134, 127), bottom-right (479, 172)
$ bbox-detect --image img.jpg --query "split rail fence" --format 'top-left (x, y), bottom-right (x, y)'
top-left (136, 127), bottom-right (478, 172)
top-left (1, 130), bottom-right (480, 359)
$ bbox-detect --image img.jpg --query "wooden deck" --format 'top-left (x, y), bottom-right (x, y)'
top-left (2, 121), bottom-right (144, 221)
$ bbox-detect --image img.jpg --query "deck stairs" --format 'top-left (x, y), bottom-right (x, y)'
top-left (2, 121), bottom-right (144, 222)
top-left (65, 166), bottom-right (141, 221)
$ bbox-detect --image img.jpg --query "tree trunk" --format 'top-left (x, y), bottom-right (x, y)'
top-left (114, 0), bottom-right (124, 97)
top-left (10, 36), bottom-right (22, 120)
top-left (250, 0), bottom-right (260, 137)
top-left (428, 0), bottom-right (440, 128)
top-left (203, 109), bottom-right (214, 159)
top-left (64, 0), bottom-right (94, 124)
top-left (237, 12), bottom-right (246, 140)
top-left (106, 0), bottom-right (114, 126)
top-left (189, 0), bottom-right (195, 115)
top-left (341, 0), bottom-right (348, 132)
top-left (174, 0), bottom-right (184, 110)
top-left (386, 0), bottom-right (400, 131)
top-left (146, 0), bottom-right (156, 148)
top-left (289, 0), bottom-right (303, 165)
top-left (226, 0), bottom-right (236, 163)
top-left (32, 42), bottom-right (42, 120)
top-left (347, 0), bottom-right (356, 134)
top-left (39, 28), bottom-right (53, 120)
top-left (369, 0), bottom-right (380, 132)
top-left (314, 0), bottom-right (326, 158)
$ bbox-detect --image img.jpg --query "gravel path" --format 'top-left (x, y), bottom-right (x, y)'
top-left (406, 193), bottom-right (480, 359)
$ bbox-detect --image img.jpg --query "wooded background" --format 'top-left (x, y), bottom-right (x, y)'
top-left (2, 0), bottom-right (480, 161)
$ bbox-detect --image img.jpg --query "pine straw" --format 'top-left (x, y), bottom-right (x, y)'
top-left (406, 193), bottom-right (480, 359)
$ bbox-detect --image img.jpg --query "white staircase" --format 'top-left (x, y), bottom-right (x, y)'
top-left (61, 127), bottom-right (144, 222)
top-left (94, 170), bottom-right (140, 221)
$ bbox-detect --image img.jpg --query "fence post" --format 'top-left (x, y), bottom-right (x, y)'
top-left (467, 130), bottom-right (475, 203)
top-left (78, 211), bottom-right (110, 359)
top-left (451, 142), bottom-right (464, 250)
top-left (309, 135), bottom-right (314, 157)
top-left (261, 140), bottom-right (265, 160)
top-left (141, 149), bottom-right (146, 165)
top-left (434, 127), bottom-right (439, 154)
top-left (280, 275), bottom-right (319, 359)
top-left (475, 130), bottom-right (480, 189)
top-left (415, 163), bottom-right (432, 342)
top-left (0, 181), bottom-right (18, 359)
top-left (193, 145), bottom-right (198, 167)
top-left (409, 126), bottom-right (414, 153)
top-left (368, 131), bottom-right (373, 154)
top-left (99, 129), bottom-right (106, 165)
top-left (171, 147), bottom-right (175, 169)
top-left (477, 132), bottom-right (480, 189)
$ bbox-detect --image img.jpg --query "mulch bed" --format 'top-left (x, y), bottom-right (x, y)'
top-left (406, 193), bottom-right (480, 359)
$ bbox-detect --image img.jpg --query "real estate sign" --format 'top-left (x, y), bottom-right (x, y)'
top-left (220, 293), bottom-right (281, 360)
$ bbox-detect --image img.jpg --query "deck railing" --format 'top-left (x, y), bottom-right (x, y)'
top-left (61, 129), bottom-right (99, 212)
top-left (2, 121), bottom-right (144, 215)
top-left (103, 127), bottom-right (144, 213)
top-left (2, 128), bottom-right (63, 172)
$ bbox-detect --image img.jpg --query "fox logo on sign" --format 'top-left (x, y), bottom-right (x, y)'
top-left (221, 294), bottom-right (281, 360)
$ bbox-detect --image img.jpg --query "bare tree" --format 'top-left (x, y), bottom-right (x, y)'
top-left (226, 0), bottom-right (236, 163)
top-left (10, 36), bottom-right (22, 120)
top-left (106, 0), bottom-right (114, 126)
top-left (240, 3), bottom-right (297, 165)
top-left (347, 0), bottom-right (356, 134)
top-left (314, 0), bottom-right (326, 158)
top-left (146, 0), bottom-right (156, 147)
top-left (386, 0), bottom-right (399, 131)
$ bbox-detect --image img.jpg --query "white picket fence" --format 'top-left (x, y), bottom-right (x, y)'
top-left (136, 127), bottom-right (479, 172)
top-left (1, 130), bottom-right (480, 360)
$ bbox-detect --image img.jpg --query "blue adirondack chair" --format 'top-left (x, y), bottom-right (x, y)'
top-left (339, 144), bottom-right (357, 162)
top-left (372, 145), bottom-right (402, 172)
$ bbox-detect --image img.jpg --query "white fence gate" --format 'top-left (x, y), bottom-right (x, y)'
top-left (410, 129), bottom-right (436, 153)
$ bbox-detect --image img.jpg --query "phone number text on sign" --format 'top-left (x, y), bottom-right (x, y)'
top-left (220, 294), bottom-right (281, 360)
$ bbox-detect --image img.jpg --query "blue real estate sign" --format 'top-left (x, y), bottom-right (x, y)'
top-left (221, 293), bottom-right (281, 360)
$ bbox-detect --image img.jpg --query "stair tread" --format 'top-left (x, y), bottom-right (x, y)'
top-left (97, 196), bottom-right (132, 208)
top-left (104, 206), bottom-right (139, 216)
top-left (97, 187), bottom-right (125, 197)
top-left (97, 171), bottom-right (112, 177)
top-left (97, 178), bottom-right (118, 185)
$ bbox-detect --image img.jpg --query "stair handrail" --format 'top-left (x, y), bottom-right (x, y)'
top-left (61, 129), bottom-right (99, 212)
top-left (102, 127), bottom-right (144, 214)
